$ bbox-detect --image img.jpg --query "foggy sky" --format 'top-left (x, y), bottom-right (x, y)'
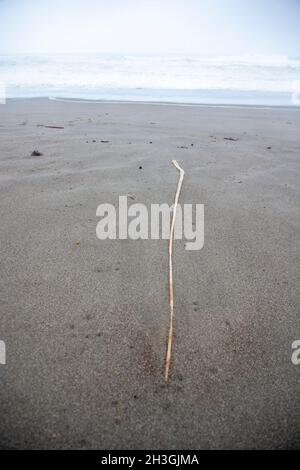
top-left (0, 0), bottom-right (299, 56)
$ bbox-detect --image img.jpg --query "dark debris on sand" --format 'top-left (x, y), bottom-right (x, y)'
top-left (31, 150), bottom-right (43, 156)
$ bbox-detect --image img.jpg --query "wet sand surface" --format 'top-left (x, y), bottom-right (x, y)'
top-left (0, 98), bottom-right (300, 449)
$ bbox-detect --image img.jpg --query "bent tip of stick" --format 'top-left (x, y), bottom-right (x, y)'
top-left (172, 159), bottom-right (185, 174)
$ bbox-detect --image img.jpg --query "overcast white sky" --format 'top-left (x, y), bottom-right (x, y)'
top-left (0, 0), bottom-right (299, 56)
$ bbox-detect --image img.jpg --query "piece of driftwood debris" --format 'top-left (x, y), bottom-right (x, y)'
top-left (31, 150), bottom-right (43, 156)
top-left (164, 159), bottom-right (185, 383)
top-left (37, 125), bottom-right (64, 129)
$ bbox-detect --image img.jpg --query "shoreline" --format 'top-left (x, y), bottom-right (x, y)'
top-left (5, 95), bottom-right (300, 110)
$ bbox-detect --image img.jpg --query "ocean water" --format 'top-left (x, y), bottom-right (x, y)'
top-left (1, 53), bottom-right (300, 106)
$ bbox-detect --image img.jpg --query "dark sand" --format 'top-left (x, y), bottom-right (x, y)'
top-left (0, 98), bottom-right (300, 449)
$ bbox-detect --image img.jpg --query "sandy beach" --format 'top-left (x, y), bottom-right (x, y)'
top-left (0, 97), bottom-right (300, 449)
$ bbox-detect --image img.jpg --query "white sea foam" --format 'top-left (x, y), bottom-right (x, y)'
top-left (1, 53), bottom-right (299, 104)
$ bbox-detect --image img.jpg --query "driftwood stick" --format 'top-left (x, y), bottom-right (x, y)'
top-left (164, 159), bottom-right (185, 383)
top-left (37, 125), bottom-right (65, 129)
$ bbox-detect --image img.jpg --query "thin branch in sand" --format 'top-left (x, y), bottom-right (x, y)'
top-left (37, 125), bottom-right (65, 129)
top-left (164, 159), bottom-right (185, 383)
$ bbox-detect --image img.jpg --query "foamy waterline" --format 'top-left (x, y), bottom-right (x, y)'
top-left (1, 53), bottom-right (300, 105)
